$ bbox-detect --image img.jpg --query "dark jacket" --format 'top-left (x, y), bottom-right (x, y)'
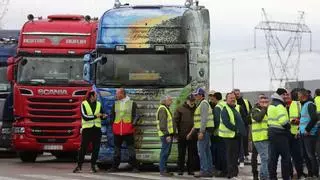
top-left (237, 97), bottom-right (252, 125)
top-left (251, 103), bottom-right (268, 122)
top-left (174, 102), bottom-right (196, 139)
top-left (221, 104), bottom-right (247, 137)
top-left (301, 100), bottom-right (318, 133)
top-left (212, 101), bottom-right (223, 135)
top-left (268, 93), bottom-right (291, 137)
top-left (158, 104), bottom-right (176, 136)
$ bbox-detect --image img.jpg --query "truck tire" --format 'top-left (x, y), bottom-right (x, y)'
top-left (19, 152), bottom-right (37, 162)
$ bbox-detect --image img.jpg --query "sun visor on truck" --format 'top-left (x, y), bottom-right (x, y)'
top-left (97, 7), bottom-right (189, 49)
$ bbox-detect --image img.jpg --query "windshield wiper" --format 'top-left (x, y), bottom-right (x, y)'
top-left (97, 82), bottom-right (126, 87)
top-left (19, 80), bottom-right (45, 85)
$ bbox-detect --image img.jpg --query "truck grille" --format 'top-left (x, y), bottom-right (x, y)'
top-left (30, 117), bottom-right (76, 123)
top-left (36, 138), bottom-right (67, 143)
top-left (28, 98), bottom-right (78, 103)
top-left (31, 126), bottom-right (75, 137)
top-left (27, 97), bottom-right (80, 120)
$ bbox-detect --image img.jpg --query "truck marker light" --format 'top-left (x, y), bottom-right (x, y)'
top-left (34, 50), bottom-right (41, 54)
top-left (154, 45), bottom-right (165, 51)
top-left (115, 45), bottom-right (126, 51)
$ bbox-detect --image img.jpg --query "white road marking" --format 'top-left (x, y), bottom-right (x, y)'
top-left (21, 174), bottom-right (81, 180)
top-left (0, 177), bottom-right (26, 180)
top-left (108, 172), bottom-right (193, 180)
top-left (68, 173), bottom-right (107, 180)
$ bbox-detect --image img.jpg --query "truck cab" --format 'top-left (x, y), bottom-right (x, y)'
top-left (7, 15), bottom-right (97, 162)
top-left (0, 30), bottom-right (19, 152)
top-left (84, 0), bottom-right (210, 168)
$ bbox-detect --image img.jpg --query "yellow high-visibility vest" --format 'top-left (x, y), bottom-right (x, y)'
top-left (315, 96), bottom-right (320, 114)
top-left (156, 105), bottom-right (173, 137)
top-left (289, 101), bottom-right (301, 135)
top-left (194, 100), bottom-right (214, 129)
top-left (252, 108), bottom-right (268, 142)
top-left (267, 104), bottom-right (289, 130)
top-left (218, 105), bottom-right (236, 138)
top-left (114, 100), bottom-right (133, 124)
top-left (82, 100), bottom-right (102, 129)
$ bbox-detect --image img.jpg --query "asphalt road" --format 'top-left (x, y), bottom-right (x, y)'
top-left (0, 153), bottom-right (277, 180)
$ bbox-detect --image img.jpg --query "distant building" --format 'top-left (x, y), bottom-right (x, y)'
top-left (286, 79), bottom-right (320, 96)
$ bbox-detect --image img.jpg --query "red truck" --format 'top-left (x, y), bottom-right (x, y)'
top-left (6, 14), bottom-right (97, 162)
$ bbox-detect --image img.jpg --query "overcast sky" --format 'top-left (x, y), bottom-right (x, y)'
top-left (2, 0), bottom-right (320, 92)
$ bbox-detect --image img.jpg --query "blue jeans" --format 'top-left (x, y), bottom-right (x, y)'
top-left (198, 131), bottom-right (213, 174)
top-left (254, 141), bottom-right (269, 180)
top-left (159, 136), bottom-right (172, 173)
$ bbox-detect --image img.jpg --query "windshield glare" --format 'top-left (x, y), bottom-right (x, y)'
top-left (96, 54), bottom-right (188, 87)
top-left (17, 57), bottom-right (87, 85)
top-left (0, 66), bottom-right (10, 91)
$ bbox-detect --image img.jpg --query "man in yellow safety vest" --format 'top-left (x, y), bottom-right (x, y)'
top-left (251, 94), bottom-right (269, 180)
top-left (288, 88), bottom-right (306, 178)
top-left (268, 88), bottom-right (291, 180)
top-left (73, 91), bottom-right (107, 173)
top-left (219, 92), bottom-right (246, 179)
top-left (157, 95), bottom-right (176, 177)
top-left (190, 88), bottom-right (214, 178)
top-left (233, 88), bottom-right (252, 165)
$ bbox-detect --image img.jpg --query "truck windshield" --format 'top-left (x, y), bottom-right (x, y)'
top-left (17, 57), bottom-right (88, 86)
top-left (96, 53), bottom-right (188, 87)
top-left (0, 66), bottom-right (10, 92)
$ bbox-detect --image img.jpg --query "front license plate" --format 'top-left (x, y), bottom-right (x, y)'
top-left (137, 154), bottom-right (151, 160)
top-left (43, 145), bottom-right (63, 150)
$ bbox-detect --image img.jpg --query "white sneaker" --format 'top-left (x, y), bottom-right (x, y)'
top-left (239, 162), bottom-right (245, 168)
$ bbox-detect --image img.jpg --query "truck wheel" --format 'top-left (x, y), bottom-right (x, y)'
top-left (52, 152), bottom-right (78, 161)
top-left (97, 163), bottom-right (111, 171)
top-left (19, 152), bottom-right (37, 162)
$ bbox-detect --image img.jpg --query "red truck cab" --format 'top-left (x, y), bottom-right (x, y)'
top-left (7, 14), bottom-right (97, 162)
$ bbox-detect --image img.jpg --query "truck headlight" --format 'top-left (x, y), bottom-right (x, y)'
top-left (13, 127), bottom-right (25, 134)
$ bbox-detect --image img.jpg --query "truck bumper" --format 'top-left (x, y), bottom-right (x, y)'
top-left (97, 144), bottom-right (179, 164)
top-left (12, 134), bottom-right (81, 152)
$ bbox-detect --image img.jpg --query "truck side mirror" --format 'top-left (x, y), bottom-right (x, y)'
top-left (6, 57), bottom-right (15, 82)
top-left (83, 54), bottom-right (91, 82)
top-left (83, 63), bottom-right (91, 82)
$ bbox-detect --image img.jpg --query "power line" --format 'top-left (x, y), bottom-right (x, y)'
top-left (254, 8), bottom-right (312, 89)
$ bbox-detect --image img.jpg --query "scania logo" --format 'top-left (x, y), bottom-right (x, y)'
top-left (38, 89), bottom-right (68, 96)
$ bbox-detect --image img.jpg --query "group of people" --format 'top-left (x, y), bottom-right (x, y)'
top-left (158, 87), bottom-right (320, 180)
top-left (72, 86), bottom-right (320, 180)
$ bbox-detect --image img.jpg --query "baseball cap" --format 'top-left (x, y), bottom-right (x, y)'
top-left (192, 88), bottom-right (206, 96)
top-left (208, 90), bottom-right (216, 95)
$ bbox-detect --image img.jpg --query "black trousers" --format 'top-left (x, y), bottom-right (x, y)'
top-left (214, 136), bottom-right (227, 174)
top-left (251, 144), bottom-right (258, 176)
top-left (243, 125), bottom-right (249, 156)
top-left (113, 134), bottom-right (138, 168)
top-left (224, 137), bottom-right (240, 178)
top-left (268, 134), bottom-right (291, 180)
top-left (301, 135), bottom-right (319, 177)
top-left (289, 135), bottom-right (304, 177)
top-left (77, 127), bottom-right (102, 167)
top-left (177, 138), bottom-right (198, 173)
